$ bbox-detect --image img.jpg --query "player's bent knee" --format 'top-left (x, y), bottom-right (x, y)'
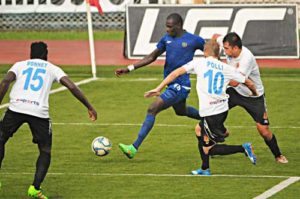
top-left (147, 106), bottom-right (158, 115)
top-left (195, 124), bottom-right (201, 137)
top-left (203, 146), bottom-right (212, 155)
top-left (256, 123), bottom-right (272, 139)
top-left (147, 102), bottom-right (164, 115)
top-left (39, 145), bottom-right (52, 155)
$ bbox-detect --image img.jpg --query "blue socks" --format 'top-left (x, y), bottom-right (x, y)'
top-left (186, 106), bottom-right (201, 120)
top-left (133, 114), bottom-right (155, 150)
top-left (132, 107), bottom-right (199, 150)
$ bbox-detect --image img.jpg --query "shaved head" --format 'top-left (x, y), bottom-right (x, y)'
top-left (166, 13), bottom-right (183, 27)
top-left (204, 40), bottom-right (220, 58)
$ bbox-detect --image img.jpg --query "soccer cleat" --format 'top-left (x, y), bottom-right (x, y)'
top-left (242, 142), bottom-right (257, 165)
top-left (191, 168), bottom-right (211, 176)
top-left (28, 185), bottom-right (48, 199)
top-left (119, 143), bottom-right (137, 159)
top-left (276, 155), bottom-right (288, 164)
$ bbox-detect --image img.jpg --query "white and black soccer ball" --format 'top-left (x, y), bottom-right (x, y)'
top-left (91, 136), bottom-right (112, 156)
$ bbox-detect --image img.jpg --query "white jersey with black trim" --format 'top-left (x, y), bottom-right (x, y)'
top-left (8, 59), bottom-right (66, 118)
top-left (217, 36), bottom-right (264, 97)
top-left (183, 57), bottom-right (246, 117)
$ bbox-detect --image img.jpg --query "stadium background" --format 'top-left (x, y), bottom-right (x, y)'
top-left (0, 0), bottom-right (300, 30)
top-left (0, 0), bottom-right (299, 198)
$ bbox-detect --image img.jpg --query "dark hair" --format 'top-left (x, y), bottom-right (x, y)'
top-left (166, 13), bottom-right (183, 27)
top-left (30, 41), bottom-right (48, 60)
top-left (223, 32), bottom-right (242, 49)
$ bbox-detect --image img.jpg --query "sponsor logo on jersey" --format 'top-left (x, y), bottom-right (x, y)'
top-left (16, 98), bottom-right (40, 106)
top-left (209, 99), bottom-right (227, 105)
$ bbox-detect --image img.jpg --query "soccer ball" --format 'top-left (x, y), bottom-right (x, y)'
top-left (91, 136), bottom-right (112, 156)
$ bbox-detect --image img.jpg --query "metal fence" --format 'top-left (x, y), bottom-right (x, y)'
top-left (0, 0), bottom-right (299, 30)
top-left (0, 12), bottom-right (125, 30)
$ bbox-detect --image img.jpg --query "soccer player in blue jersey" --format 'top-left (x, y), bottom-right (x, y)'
top-left (145, 40), bottom-right (257, 175)
top-left (115, 13), bottom-right (205, 159)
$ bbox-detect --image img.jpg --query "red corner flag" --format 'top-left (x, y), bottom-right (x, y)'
top-left (89, 0), bottom-right (104, 15)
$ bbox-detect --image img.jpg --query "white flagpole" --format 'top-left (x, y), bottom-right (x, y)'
top-left (86, 0), bottom-right (97, 79)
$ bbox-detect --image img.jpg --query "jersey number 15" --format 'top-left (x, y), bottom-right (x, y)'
top-left (22, 67), bottom-right (46, 91)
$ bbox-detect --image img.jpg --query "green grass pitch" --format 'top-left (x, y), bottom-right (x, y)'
top-left (0, 66), bottom-right (299, 198)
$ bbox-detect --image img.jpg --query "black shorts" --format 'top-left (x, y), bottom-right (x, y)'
top-left (200, 111), bottom-right (228, 147)
top-left (0, 109), bottom-right (52, 146)
top-left (227, 87), bottom-right (269, 125)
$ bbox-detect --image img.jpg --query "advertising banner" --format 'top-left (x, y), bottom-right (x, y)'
top-left (126, 4), bottom-right (299, 59)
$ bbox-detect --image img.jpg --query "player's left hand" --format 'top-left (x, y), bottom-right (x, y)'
top-left (144, 89), bottom-right (160, 98)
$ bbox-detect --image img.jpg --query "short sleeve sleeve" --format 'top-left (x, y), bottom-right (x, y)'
top-left (196, 36), bottom-right (205, 51)
top-left (156, 35), bottom-right (166, 52)
top-left (183, 59), bottom-right (197, 74)
top-left (52, 65), bottom-right (67, 83)
top-left (8, 63), bottom-right (19, 76)
top-left (237, 52), bottom-right (254, 77)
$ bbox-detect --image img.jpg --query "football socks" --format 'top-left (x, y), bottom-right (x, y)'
top-left (264, 134), bottom-right (281, 158)
top-left (133, 114), bottom-right (155, 149)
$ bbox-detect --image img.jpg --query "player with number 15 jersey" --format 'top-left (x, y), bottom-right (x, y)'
top-left (0, 42), bottom-right (97, 199)
top-left (8, 59), bottom-right (66, 118)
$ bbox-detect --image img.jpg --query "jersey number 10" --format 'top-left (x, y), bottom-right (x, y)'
top-left (204, 69), bottom-right (224, 95)
top-left (22, 67), bottom-right (46, 91)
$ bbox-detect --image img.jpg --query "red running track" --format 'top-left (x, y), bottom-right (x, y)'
top-left (0, 40), bottom-right (299, 68)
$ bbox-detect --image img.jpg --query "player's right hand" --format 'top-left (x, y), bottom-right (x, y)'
top-left (115, 68), bottom-right (129, 77)
top-left (88, 108), bottom-right (97, 121)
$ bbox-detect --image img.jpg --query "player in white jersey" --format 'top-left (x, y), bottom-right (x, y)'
top-left (0, 42), bottom-right (97, 199)
top-left (145, 40), bottom-right (257, 175)
top-left (213, 32), bottom-right (288, 164)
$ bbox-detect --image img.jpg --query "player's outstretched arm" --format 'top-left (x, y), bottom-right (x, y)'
top-left (244, 78), bottom-right (258, 96)
top-left (144, 67), bottom-right (187, 98)
top-left (0, 71), bottom-right (16, 104)
top-left (60, 76), bottom-right (97, 121)
top-left (115, 49), bottom-right (163, 77)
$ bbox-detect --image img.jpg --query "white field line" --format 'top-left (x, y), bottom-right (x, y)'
top-left (97, 77), bottom-right (300, 82)
top-left (1, 172), bottom-right (299, 179)
top-left (253, 177), bottom-right (300, 199)
top-left (0, 76), bottom-right (298, 109)
top-left (0, 77), bottom-right (98, 110)
top-left (52, 122), bottom-right (300, 129)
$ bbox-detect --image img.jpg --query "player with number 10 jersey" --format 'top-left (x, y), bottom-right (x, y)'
top-left (183, 56), bottom-right (247, 117)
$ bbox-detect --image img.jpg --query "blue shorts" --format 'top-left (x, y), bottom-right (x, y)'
top-left (160, 83), bottom-right (190, 107)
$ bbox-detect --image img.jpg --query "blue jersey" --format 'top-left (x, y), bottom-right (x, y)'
top-left (156, 32), bottom-right (205, 87)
